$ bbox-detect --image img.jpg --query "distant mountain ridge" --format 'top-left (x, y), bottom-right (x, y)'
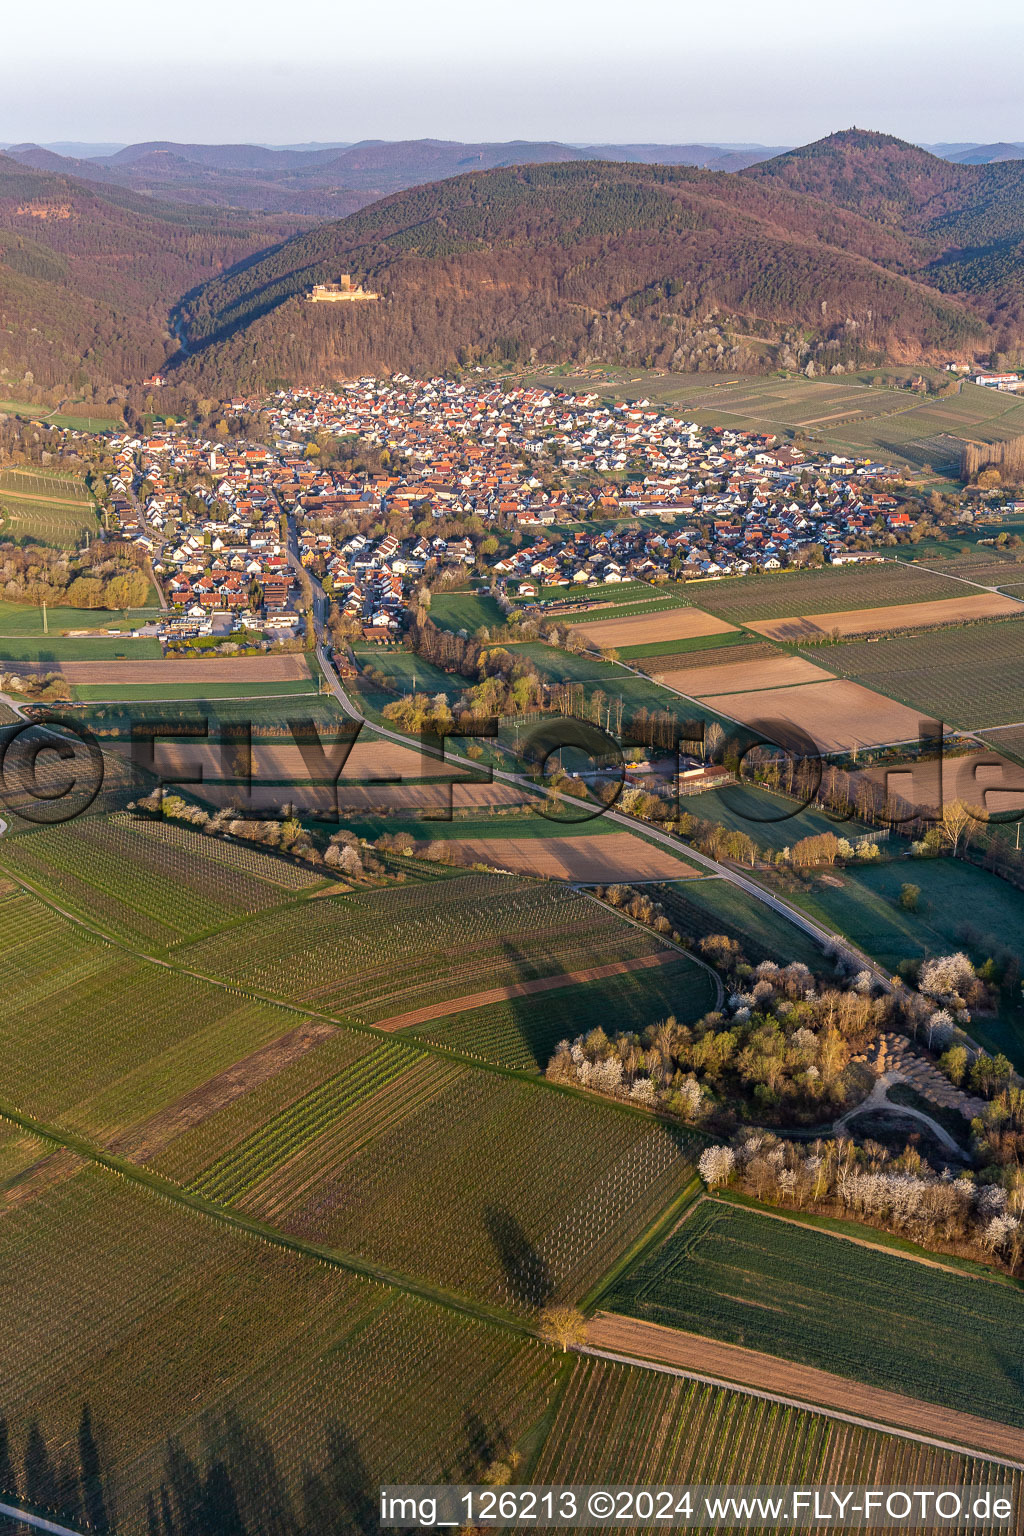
top-left (2, 138), bottom-right (790, 218)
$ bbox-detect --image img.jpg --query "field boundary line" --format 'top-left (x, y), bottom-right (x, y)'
top-left (576, 1337), bottom-right (1024, 1471)
top-left (373, 950), bottom-right (684, 1030)
top-left (0, 1098), bottom-right (538, 1337)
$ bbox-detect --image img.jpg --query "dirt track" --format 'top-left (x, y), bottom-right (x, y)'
top-left (586, 1313), bottom-right (1024, 1464)
top-left (374, 949), bottom-right (682, 1029)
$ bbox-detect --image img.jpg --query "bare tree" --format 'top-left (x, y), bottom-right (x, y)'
top-left (538, 1305), bottom-right (588, 1353)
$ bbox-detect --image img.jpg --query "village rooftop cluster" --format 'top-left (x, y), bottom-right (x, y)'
top-left (106, 376), bottom-right (917, 640)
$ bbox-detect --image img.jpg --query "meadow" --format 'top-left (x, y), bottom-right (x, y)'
top-left (607, 1200), bottom-right (1024, 1427)
top-left (653, 878), bottom-right (827, 970)
top-left (677, 781), bottom-right (862, 853)
top-left (0, 598), bottom-right (159, 635)
top-left (813, 619), bottom-right (1024, 730)
top-left (427, 589), bottom-right (506, 632)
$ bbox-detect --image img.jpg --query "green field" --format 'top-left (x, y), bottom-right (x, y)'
top-left (784, 855), bottom-right (1024, 1057)
top-left (677, 782), bottom-right (859, 853)
top-left (178, 872), bottom-right (664, 1020)
top-left (814, 618), bottom-right (1024, 730)
top-left (535, 1356), bottom-right (1015, 1501)
top-left (509, 642), bottom-right (725, 734)
top-left (428, 590), bottom-right (506, 632)
top-left (606, 1200), bottom-right (1024, 1427)
top-left (616, 631), bottom-right (754, 660)
top-left (71, 679), bottom-right (319, 702)
top-left (0, 813), bottom-right (324, 949)
top-left (654, 878), bottom-right (827, 970)
top-left (0, 597), bottom-right (160, 635)
top-left (409, 954), bottom-right (718, 1070)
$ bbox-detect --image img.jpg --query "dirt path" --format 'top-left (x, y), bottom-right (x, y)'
top-left (585, 1313), bottom-right (1024, 1465)
top-left (106, 1019), bottom-right (336, 1164)
top-left (373, 950), bottom-right (682, 1030)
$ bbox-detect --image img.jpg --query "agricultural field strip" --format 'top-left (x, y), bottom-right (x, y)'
top-left (408, 956), bottom-right (715, 1072)
top-left (0, 866), bottom-right (706, 1308)
top-left (374, 951), bottom-right (682, 1030)
top-left (0, 814), bottom-right (328, 946)
top-left (806, 619), bottom-right (1024, 731)
top-left (688, 562), bottom-right (994, 622)
top-left (533, 1357), bottom-right (1024, 1507)
top-left (569, 1341), bottom-right (1024, 1473)
top-left (174, 874), bottom-right (668, 1019)
top-left (606, 1200), bottom-right (1024, 1432)
top-left (0, 1168), bottom-right (563, 1531)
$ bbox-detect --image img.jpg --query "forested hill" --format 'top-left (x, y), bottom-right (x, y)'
top-left (0, 157), bottom-right (298, 395)
top-left (745, 130), bottom-right (1024, 336)
top-left (174, 155), bottom-right (989, 393)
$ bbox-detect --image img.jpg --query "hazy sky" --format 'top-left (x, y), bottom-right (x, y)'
top-left (4, 0), bottom-right (1023, 147)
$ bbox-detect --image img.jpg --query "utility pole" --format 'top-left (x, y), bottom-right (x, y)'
top-left (42, 600), bottom-right (48, 636)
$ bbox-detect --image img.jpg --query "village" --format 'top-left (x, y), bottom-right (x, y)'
top-left (104, 376), bottom-right (921, 643)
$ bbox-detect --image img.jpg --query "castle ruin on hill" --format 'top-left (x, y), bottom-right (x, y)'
top-left (307, 274), bottom-right (380, 303)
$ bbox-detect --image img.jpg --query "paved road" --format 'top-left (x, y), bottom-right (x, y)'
top-left (288, 512), bottom-right (890, 984)
top-left (301, 564), bottom-right (888, 988)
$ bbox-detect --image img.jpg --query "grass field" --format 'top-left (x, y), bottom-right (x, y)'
top-left (784, 856), bottom-right (1024, 1057)
top-left (812, 619), bottom-right (1024, 730)
top-left (70, 679), bottom-right (320, 702)
top-left (535, 1356), bottom-right (1018, 1506)
top-left (178, 873), bottom-right (665, 1020)
top-left (408, 954), bottom-right (718, 1070)
top-left (0, 598), bottom-right (160, 636)
top-left (618, 631), bottom-right (755, 661)
top-left (654, 878), bottom-right (827, 970)
top-left (0, 466), bottom-right (99, 547)
top-left (677, 782), bottom-right (861, 853)
top-left (606, 1200), bottom-right (1024, 1428)
top-left (428, 590), bottom-right (506, 632)
top-left (0, 635), bottom-right (165, 662)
